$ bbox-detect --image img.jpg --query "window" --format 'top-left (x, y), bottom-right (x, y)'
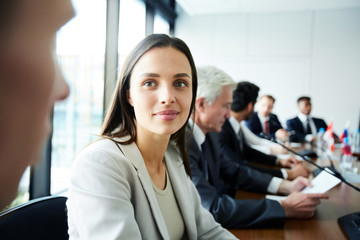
top-left (118, 0), bottom-right (146, 71)
top-left (154, 14), bottom-right (170, 34)
top-left (51, 0), bottom-right (107, 195)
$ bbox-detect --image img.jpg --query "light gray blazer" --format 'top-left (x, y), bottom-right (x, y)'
top-left (67, 138), bottom-right (236, 240)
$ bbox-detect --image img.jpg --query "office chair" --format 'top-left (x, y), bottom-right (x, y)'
top-left (0, 195), bottom-right (69, 240)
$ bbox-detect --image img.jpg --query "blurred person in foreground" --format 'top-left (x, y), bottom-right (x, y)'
top-left (0, 0), bottom-right (74, 209)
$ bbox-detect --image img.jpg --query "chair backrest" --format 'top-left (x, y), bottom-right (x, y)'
top-left (0, 196), bottom-right (69, 240)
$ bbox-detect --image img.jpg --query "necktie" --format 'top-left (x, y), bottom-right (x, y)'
top-left (237, 128), bottom-right (244, 156)
top-left (200, 136), bottom-right (210, 181)
top-left (306, 118), bottom-right (312, 134)
top-left (264, 120), bottom-right (269, 134)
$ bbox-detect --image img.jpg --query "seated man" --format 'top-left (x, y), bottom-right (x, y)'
top-left (286, 96), bottom-right (328, 143)
top-left (246, 94), bottom-right (289, 142)
top-left (186, 66), bottom-right (327, 229)
top-left (219, 81), bottom-right (310, 180)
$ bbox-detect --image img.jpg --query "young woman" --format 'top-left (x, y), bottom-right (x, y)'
top-left (66, 34), bottom-right (236, 239)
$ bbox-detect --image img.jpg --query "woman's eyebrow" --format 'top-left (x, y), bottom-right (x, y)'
top-left (174, 73), bottom-right (190, 78)
top-left (139, 73), bottom-right (160, 78)
top-left (139, 73), bottom-right (190, 78)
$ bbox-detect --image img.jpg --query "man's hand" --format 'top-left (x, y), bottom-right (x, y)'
top-left (281, 192), bottom-right (328, 218)
top-left (278, 176), bottom-right (312, 195)
top-left (278, 155), bottom-right (300, 168)
top-left (286, 163), bottom-right (311, 180)
top-left (275, 129), bottom-right (290, 142)
top-left (270, 144), bottom-right (288, 155)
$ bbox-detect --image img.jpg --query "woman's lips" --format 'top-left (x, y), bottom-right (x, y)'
top-left (154, 110), bottom-right (179, 121)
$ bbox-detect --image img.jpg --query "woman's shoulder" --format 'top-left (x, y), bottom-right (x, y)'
top-left (74, 138), bottom-right (133, 169)
top-left (68, 138), bottom-right (140, 198)
top-left (78, 138), bottom-right (121, 155)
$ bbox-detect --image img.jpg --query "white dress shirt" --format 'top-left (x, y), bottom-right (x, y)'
top-left (240, 121), bottom-right (277, 154)
top-left (188, 118), bottom-right (205, 150)
top-left (257, 113), bottom-right (270, 133)
top-left (298, 113), bottom-right (317, 142)
top-left (228, 116), bottom-right (283, 193)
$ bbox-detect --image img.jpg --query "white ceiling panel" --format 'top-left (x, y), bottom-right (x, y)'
top-left (176, 0), bottom-right (360, 15)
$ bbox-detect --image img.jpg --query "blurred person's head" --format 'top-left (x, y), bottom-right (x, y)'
top-left (297, 96), bottom-right (312, 115)
top-left (231, 81), bottom-right (260, 121)
top-left (257, 95), bottom-right (276, 118)
top-left (0, 0), bottom-right (75, 208)
top-left (193, 66), bottom-right (236, 133)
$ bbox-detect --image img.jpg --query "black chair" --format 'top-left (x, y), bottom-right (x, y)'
top-left (0, 196), bottom-right (69, 240)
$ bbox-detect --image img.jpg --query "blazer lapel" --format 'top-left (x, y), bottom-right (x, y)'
top-left (206, 133), bottom-right (222, 189)
top-left (165, 145), bottom-right (197, 239)
top-left (120, 142), bottom-right (169, 240)
top-left (254, 113), bottom-right (262, 132)
top-left (226, 120), bottom-right (242, 157)
top-left (295, 117), bottom-right (305, 134)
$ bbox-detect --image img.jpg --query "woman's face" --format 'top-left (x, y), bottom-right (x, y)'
top-left (128, 47), bottom-right (193, 139)
top-left (0, 0), bottom-right (74, 208)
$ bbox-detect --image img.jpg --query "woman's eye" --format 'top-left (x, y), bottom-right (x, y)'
top-left (174, 81), bottom-right (187, 88)
top-left (143, 81), bottom-right (156, 87)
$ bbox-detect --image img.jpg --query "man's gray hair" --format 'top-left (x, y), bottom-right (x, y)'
top-left (196, 65), bottom-right (236, 105)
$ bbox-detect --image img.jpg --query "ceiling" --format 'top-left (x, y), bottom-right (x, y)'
top-left (175, 0), bottom-right (360, 16)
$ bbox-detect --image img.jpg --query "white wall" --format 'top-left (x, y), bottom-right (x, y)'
top-left (175, 7), bottom-right (360, 135)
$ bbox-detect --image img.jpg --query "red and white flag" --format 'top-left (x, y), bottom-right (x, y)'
top-left (323, 121), bottom-right (335, 152)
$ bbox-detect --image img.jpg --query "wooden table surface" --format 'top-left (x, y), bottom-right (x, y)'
top-left (228, 180), bottom-right (360, 239)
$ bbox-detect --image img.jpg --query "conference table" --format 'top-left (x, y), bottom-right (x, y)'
top-left (227, 147), bottom-right (360, 239)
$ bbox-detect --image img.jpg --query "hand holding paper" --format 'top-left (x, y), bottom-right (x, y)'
top-left (301, 169), bottom-right (341, 194)
top-left (267, 168), bottom-right (340, 201)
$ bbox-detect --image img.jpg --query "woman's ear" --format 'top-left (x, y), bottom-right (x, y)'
top-left (127, 90), bottom-right (133, 106)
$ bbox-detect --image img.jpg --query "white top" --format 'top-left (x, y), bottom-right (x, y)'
top-left (66, 138), bottom-right (236, 240)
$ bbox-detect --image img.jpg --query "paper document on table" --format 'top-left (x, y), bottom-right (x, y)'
top-left (266, 168), bottom-right (341, 201)
top-left (301, 169), bottom-right (341, 193)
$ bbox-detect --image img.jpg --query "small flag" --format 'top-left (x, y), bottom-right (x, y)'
top-left (324, 121), bottom-right (335, 152)
top-left (340, 128), bottom-right (348, 143)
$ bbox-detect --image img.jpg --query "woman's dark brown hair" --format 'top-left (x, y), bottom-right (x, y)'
top-left (100, 34), bottom-right (197, 177)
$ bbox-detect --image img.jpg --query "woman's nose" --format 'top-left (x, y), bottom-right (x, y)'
top-left (160, 85), bottom-right (175, 104)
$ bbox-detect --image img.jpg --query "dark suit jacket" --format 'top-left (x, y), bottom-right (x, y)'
top-left (218, 119), bottom-right (284, 178)
top-left (186, 125), bottom-right (286, 228)
top-left (286, 116), bottom-right (327, 143)
top-left (246, 112), bottom-right (283, 139)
